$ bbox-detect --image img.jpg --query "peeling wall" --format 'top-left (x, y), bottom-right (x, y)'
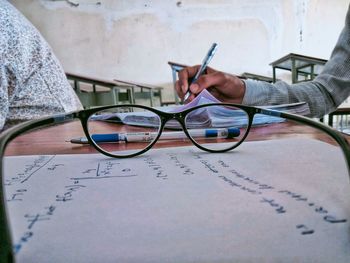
top-left (9, 0), bottom-right (349, 99)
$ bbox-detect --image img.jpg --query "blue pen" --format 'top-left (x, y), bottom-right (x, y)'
top-left (183, 43), bottom-right (218, 101)
top-left (70, 127), bottom-right (240, 144)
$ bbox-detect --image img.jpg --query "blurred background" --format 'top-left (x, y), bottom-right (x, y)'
top-left (10, 0), bottom-right (349, 103)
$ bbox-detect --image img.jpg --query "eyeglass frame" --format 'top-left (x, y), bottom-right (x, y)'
top-left (1, 102), bottom-right (350, 262)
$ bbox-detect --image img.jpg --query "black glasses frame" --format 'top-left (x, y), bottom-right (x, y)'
top-left (85, 103), bottom-right (252, 158)
top-left (1, 103), bottom-right (350, 262)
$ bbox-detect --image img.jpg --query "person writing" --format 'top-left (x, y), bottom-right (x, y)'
top-left (176, 6), bottom-right (350, 118)
top-left (0, 0), bottom-right (82, 131)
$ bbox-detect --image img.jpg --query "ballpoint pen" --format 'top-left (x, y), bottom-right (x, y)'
top-left (183, 43), bottom-right (218, 102)
top-left (70, 127), bottom-right (240, 144)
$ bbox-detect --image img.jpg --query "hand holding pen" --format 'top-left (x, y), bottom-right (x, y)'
top-left (175, 43), bottom-right (246, 104)
top-left (183, 43), bottom-right (218, 101)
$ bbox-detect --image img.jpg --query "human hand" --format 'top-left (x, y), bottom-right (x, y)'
top-left (175, 65), bottom-right (246, 104)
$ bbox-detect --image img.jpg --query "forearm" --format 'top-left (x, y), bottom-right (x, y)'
top-left (242, 79), bottom-right (337, 118)
top-left (243, 4), bottom-right (350, 118)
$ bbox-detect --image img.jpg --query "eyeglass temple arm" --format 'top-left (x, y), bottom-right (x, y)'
top-left (258, 108), bottom-right (350, 177)
top-left (0, 112), bottom-right (80, 263)
top-left (0, 152), bottom-right (13, 262)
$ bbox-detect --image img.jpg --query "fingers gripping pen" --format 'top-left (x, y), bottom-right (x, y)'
top-left (183, 43), bottom-right (218, 101)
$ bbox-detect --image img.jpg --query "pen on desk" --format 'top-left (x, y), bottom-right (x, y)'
top-left (70, 127), bottom-right (240, 144)
top-left (183, 43), bottom-right (218, 101)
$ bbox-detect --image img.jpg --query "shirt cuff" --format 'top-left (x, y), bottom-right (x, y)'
top-left (242, 79), bottom-right (266, 105)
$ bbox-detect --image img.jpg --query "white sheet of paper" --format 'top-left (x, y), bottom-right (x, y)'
top-left (4, 138), bottom-right (350, 262)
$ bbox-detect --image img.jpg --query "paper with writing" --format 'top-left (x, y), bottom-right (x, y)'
top-left (5, 138), bottom-right (350, 262)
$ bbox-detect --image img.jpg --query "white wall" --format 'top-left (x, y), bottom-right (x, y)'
top-left (10, 0), bottom-right (349, 100)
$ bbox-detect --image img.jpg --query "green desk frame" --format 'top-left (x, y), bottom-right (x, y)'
top-left (328, 107), bottom-right (350, 127)
top-left (114, 79), bottom-right (163, 107)
top-left (168, 61), bottom-right (188, 105)
top-left (66, 73), bottom-right (164, 108)
top-left (66, 73), bottom-right (134, 109)
top-left (270, 53), bottom-right (327, 83)
top-left (240, 72), bottom-right (275, 83)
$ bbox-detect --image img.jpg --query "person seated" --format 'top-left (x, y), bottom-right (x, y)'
top-left (0, 0), bottom-right (82, 131)
top-left (175, 5), bottom-right (350, 118)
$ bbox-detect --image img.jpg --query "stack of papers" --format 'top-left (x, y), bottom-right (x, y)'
top-left (93, 90), bottom-right (310, 129)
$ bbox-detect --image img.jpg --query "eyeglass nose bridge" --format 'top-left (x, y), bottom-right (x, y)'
top-left (160, 112), bottom-right (190, 135)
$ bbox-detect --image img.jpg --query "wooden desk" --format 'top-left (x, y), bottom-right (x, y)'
top-left (328, 107), bottom-right (350, 126)
top-left (5, 120), bottom-right (347, 156)
top-left (66, 72), bottom-right (134, 107)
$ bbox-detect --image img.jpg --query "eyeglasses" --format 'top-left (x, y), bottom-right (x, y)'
top-left (1, 102), bottom-right (350, 261)
top-left (5, 102), bottom-right (348, 159)
top-left (85, 103), bottom-right (350, 160)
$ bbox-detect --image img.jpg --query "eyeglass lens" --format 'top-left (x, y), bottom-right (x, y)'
top-left (87, 106), bottom-right (161, 157)
top-left (184, 104), bottom-right (250, 151)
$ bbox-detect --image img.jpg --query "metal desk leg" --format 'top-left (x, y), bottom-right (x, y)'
top-left (291, 58), bottom-right (297, 83)
top-left (272, 67), bottom-right (276, 83)
top-left (172, 68), bottom-right (179, 104)
top-left (149, 89), bottom-right (154, 107)
top-left (158, 88), bottom-right (163, 106)
top-left (131, 86), bottom-right (136, 104)
top-left (111, 87), bottom-right (119, 105)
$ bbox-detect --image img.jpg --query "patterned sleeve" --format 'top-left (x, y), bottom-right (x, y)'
top-left (0, 0), bottom-right (82, 131)
top-left (0, 67), bottom-right (9, 130)
top-left (242, 5), bottom-right (350, 118)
